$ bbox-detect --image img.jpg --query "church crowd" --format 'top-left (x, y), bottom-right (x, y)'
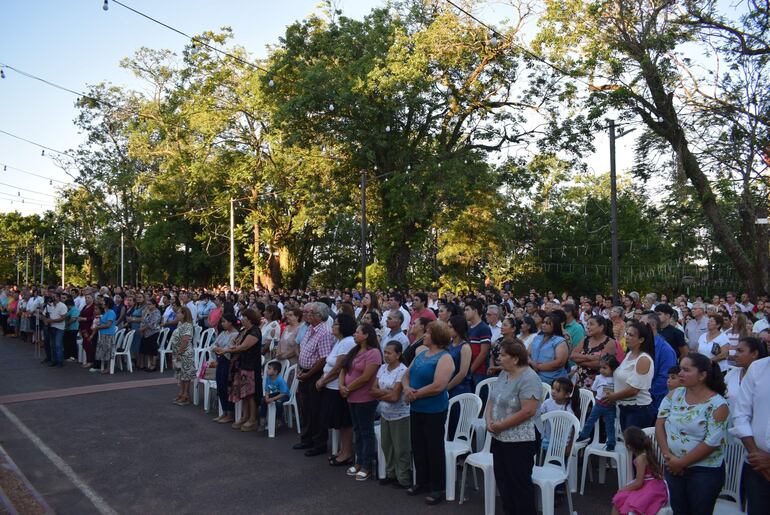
top-left (1, 283), bottom-right (769, 514)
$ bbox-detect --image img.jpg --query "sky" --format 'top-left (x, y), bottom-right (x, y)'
top-left (0, 0), bottom-right (635, 216)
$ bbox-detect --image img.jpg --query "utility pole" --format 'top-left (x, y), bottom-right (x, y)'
top-left (609, 120), bottom-right (620, 305)
top-left (120, 231), bottom-right (125, 287)
top-left (229, 198), bottom-right (235, 291)
top-left (16, 255), bottom-right (20, 285)
top-left (254, 214), bottom-right (259, 290)
top-left (40, 235), bottom-right (45, 286)
top-left (360, 170), bottom-right (367, 295)
top-left (24, 251), bottom-right (29, 286)
top-left (61, 242), bottom-right (65, 288)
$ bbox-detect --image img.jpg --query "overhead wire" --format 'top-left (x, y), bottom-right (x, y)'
top-left (0, 162), bottom-right (69, 185)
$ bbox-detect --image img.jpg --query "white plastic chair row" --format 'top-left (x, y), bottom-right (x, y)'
top-left (568, 388), bottom-right (594, 492)
top-left (445, 393), bottom-right (483, 501)
top-left (471, 377), bottom-right (498, 451)
top-left (157, 328), bottom-right (172, 372)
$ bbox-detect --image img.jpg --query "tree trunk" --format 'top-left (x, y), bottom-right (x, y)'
top-left (386, 222), bottom-right (418, 289)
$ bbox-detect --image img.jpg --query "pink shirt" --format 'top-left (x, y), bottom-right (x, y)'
top-left (345, 348), bottom-right (382, 404)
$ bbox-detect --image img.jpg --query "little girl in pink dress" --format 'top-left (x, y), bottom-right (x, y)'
top-left (612, 427), bottom-right (669, 515)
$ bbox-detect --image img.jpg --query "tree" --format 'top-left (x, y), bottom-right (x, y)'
top-left (536, 0), bottom-right (769, 295)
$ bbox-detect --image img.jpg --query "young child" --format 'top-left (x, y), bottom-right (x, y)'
top-left (577, 355), bottom-right (619, 451)
top-left (88, 304), bottom-right (103, 373)
top-left (666, 365), bottom-right (682, 391)
top-left (258, 362), bottom-right (289, 431)
top-left (611, 426), bottom-right (668, 515)
top-left (538, 377), bottom-right (581, 451)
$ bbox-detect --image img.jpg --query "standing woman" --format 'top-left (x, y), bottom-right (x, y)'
top-left (446, 315), bottom-right (472, 397)
top-left (697, 314), bottom-right (731, 373)
top-left (401, 321), bottom-right (455, 505)
top-left (724, 336), bottom-right (767, 410)
top-left (94, 297), bottom-right (118, 375)
top-left (655, 353), bottom-right (729, 515)
top-left (79, 294), bottom-right (96, 369)
top-left (516, 315), bottom-right (538, 351)
top-left (212, 313), bottom-right (240, 424)
top-left (572, 315), bottom-right (623, 389)
top-left (529, 314), bottom-right (570, 384)
top-left (276, 307), bottom-right (301, 365)
top-left (339, 324), bottom-right (383, 481)
top-left (725, 313), bottom-right (751, 367)
top-left (371, 341), bottom-right (411, 488)
top-left (139, 299), bottom-right (162, 371)
top-left (488, 317), bottom-right (518, 376)
top-left (207, 296), bottom-right (223, 332)
top-left (216, 308), bottom-right (262, 431)
top-left (170, 307), bottom-right (196, 406)
top-left (403, 316), bottom-right (429, 367)
top-left (605, 320), bottom-right (655, 430)
top-left (486, 341), bottom-right (542, 515)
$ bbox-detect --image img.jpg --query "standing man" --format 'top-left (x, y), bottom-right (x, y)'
top-left (724, 291), bottom-right (739, 317)
top-left (654, 304), bottom-right (688, 359)
top-left (753, 303), bottom-right (770, 333)
top-left (562, 302), bottom-right (586, 354)
top-left (464, 299), bottom-right (492, 389)
top-left (42, 294), bottom-right (68, 367)
top-left (180, 291), bottom-right (198, 324)
top-left (380, 293), bottom-right (410, 333)
top-left (684, 301), bottom-right (708, 351)
top-left (485, 304), bottom-right (502, 342)
top-left (383, 310), bottom-right (410, 348)
top-left (731, 356), bottom-right (770, 514)
top-left (408, 293), bottom-right (436, 341)
top-left (294, 302), bottom-right (335, 457)
top-left (640, 311), bottom-right (677, 412)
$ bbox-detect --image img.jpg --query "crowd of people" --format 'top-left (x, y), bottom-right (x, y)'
top-left (1, 284), bottom-right (769, 513)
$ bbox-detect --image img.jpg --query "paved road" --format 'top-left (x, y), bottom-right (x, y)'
top-left (0, 335), bottom-right (615, 514)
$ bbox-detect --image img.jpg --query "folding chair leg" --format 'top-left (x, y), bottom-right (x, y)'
top-left (459, 463), bottom-right (468, 504)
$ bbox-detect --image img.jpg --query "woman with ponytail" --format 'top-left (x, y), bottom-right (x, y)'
top-left (655, 353), bottom-right (729, 515)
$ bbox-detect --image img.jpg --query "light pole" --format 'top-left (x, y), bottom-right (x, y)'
top-left (61, 242), bottom-right (65, 288)
top-left (120, 231), bottom-right (125, 287)
top-left (608, 120), bottom-right (635, 305)
top-left (229, 198), bottom-right (235, 291)
top-left (360, 170), bottom-right (367, 295)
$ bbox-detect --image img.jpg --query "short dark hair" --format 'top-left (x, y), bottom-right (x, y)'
top-left (668, 364), bottom-right (681, 376)
top-left (336, 313), bottom-right (357, 338)
top-left (268, 361), bottom-right (283, 374)
top-left (465, 299), bottom-right (484, 316)
top-left (414, 292), bottom-right (428, 305)
top-left (654, 303), bottom-right (675, 317)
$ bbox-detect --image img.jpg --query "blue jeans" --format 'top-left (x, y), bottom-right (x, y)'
top-left (349, 400), bottom-right (378, 471)
top-left (744, 462), bottom-right (770, 515)
top-left (259, 400), bottom-right (284, 419)
top-left (618, 403), bottom-right (655, 431)
top-left (48, 327), bottom-right (64, 365)
top-left (578, 401), bottom-right (616, 450)
top-left (665, 465), bottom-right (724, 515)
top-left (43, 326), bottom-right (52, 361)
top-left (215, 356), bottom-right (233, 413)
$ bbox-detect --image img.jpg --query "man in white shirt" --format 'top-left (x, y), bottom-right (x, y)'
top-left (380, 293), bottom-right (410, 333)
top-left (180, 292), bottom-right (198, 323)
top-left (752, 303), bottom-right (770, 333)
top-left (737, 293), bottom-right (755, 314)
top-left (485, 304), bottom-right (502, 342)
top-left (382, 310), bottom-right (409, 348)
top-left (724, 291), bottom-right (739, 317)
top-left (684, 302), bottom-right (708, 351)
top-left (42, 294), bottom-right (68, 367)
top-left (731, 356), bottom-right (770, 513)
top-left (71, 288), bottom-right (86, 311)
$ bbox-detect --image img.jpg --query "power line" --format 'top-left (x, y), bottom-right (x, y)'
top-left (0, 191), bottom-right (55, 208)
top-left (107, 0), bottom-right (272, 76)
top-left (0, 129), bottom-right (76, 159)
top-left (0, 181), bottom-right (60, 198)
top-left (1, 162), bottom-right (69, 185)
top-left (442, 0), bottom-right (592, 89)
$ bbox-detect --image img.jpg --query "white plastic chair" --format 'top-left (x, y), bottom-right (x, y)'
top-left (568, 388), bottom-right (595, 492)
top-left (580, 401), bottom-right (627, 494)
top-left (194, 328), bottom-right (216, 368)
top-left (459, 430), bottom-right (495, 515)
top-left (471, 377), bottom-right (498, 450)
top-left (445, 393), bottom-right (483, 501)
top-left (282, 364), bottom-right (301, 434)
top-left (714, 436), bottom-right (747, 514)
top-left (157, 328), bottom-right (172, 372)
top-left (192, 348), bottom-right (215, 407)
top-left (76, 334), bottom-right (85, 363)
top-left (641, 427), bottom-right (673, 515)
top-left (373, 424), bottom-right (386, 479)
top-left (532, 410), bottom-right (580, 515)
top-left (110, 329), bottom-right (133, 374)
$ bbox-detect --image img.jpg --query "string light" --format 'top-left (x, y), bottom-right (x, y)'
top-left (41, 150), bottom-right (45, 156)
top-left (329, 104), bottom-right (335, 111)
top-left (103, 0), bottom-right (109, 11)
top-left (0, 69), bottom-right (5, 79)
top-left (268, 79), bottom-right (275, 87)
top-left (385, 125), bottom-right (391, 132)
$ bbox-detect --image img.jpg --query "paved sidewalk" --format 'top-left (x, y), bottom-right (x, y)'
top-left (0, 335), bottom-right (615, 514)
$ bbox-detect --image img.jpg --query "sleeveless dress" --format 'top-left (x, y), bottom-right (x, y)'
top-left (447, 341), bottom-right (472, 397)
top-left (612, 466), bottom-right (668, 515)
top-left (409, 350), bottom-right (449, 413)
top-left (575, 337), bottom-right (624, 389)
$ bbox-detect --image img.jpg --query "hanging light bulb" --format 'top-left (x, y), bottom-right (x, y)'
top-left (490, 33), bottom-right (499, 47)
top-left (3, 165), bottom-right (6, 171)
top-left (407, 165), bottom-right (411, 171)
top-left (102, 0), bottom-right (109, 11)
top-left (17, 191), bottom-right (21, 196)
top-left (0, 69), bottom-right (5, 79)
top-left (190, 42), bottom-right (200, 55)
top-left (41, 150), bottom-right (45, 156)
top-left (328, 103), bottom-right (335, 112)
top-left (385, 125), bottom-right (391, 132)
top-left (438, 162), bottom-right (442, 168)
top-left (21, 199), bottom-right (24, 204)
top-left (49, 179), bottom-right (53, 185)
top-left (268, 79), bottom-right (275, 87)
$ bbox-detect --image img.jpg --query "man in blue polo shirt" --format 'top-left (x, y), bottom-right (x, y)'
top-left (641, 311), bottom-right (678, 412)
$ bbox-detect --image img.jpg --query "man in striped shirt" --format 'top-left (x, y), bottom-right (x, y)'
top-left (464, 299), bottom-right (492, 391)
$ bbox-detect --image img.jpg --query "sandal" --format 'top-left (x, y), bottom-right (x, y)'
top-left (329, 456), bottom-right (354, 467)
top-left (218, 416), bottom-right (234, 424)
top-left (355, 470), bottom-right (371, 481)
top-left (100, 369), bottom-right (109, 375)
top-left (232, 420), bottom-right (245, 430)
top-left (240, 422), bottom-right (257, 432)
top-left (346, 466), bottom-right (360, 476)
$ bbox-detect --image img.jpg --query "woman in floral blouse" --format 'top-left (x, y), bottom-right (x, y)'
top-left (655, 352), bottom-right (729, 515)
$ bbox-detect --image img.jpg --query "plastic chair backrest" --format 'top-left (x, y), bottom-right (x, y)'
top-left (445, 393), bottom-right (483, 443)
top-left (157, 328), bottom-right (170, 350)
top-left (114, 328), bottom-right (126, 349)
top-left (642, 427), bottom-right (665, 465)
top-left (474, 376), bottom-right (498, 399)
top-left (286, 365), bottom-right (299, 397)
top-left (194, 325), bottom-right (202, 345)
top-left (720, 436), bottom-right (746, 503)
top-left (542, 382), bottom-right (551, 401)
top-left (541, 410), bottom-right (580, 470)
top-left (200, 328), bottom-right (216, 348)
top-left (578, 388), bottom-right (594, 427)
top-left (119, 330), bottom-right (134, 351)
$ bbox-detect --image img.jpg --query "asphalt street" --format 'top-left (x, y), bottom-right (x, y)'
top-left (0, 335), bottom-right (615, 514)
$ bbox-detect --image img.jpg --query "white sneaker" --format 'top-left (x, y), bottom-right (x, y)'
top-left (89, 368), bottom-right (100, 373)
top-left (346, 466), bottom-right (359, 476)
